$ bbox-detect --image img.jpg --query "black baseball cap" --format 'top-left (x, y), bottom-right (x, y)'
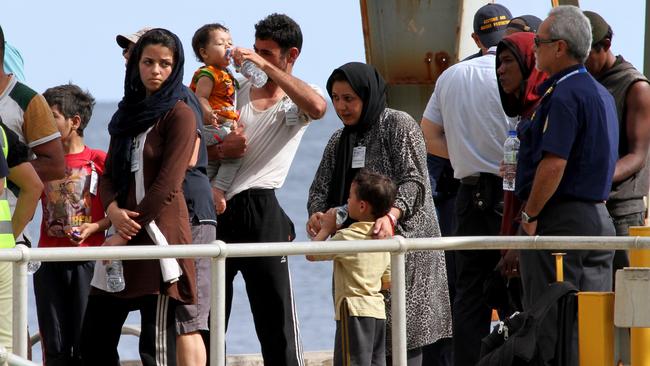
top-left (507, 15), bottom-right (543, 33)
top-left (474, 3), bottom-right (513, 47)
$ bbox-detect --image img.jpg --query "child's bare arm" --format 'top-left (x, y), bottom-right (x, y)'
top-left (306, 209), bottom-right (338, 261)
top-left (194, 77), bottom-right (217, 126)
top-left (313, 208), bottom-right (337, 241)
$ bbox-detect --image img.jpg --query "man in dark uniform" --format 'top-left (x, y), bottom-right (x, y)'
top-left (516, 6), bottom-right (619, 362)
top-left (519, 4), bottom-right (618, 302)
top-left (517, 0), bottom-right (618, 332)
top-left (583, 10), bottom-right (650, 270)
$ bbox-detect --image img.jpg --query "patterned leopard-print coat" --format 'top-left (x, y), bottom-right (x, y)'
top-left (307, 108), bottom-right (453, 350)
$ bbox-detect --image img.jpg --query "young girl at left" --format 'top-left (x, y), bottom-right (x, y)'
top-left (81, 28), bottom-right (198, 366)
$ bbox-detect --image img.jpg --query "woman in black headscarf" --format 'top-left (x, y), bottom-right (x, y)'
top-left (81, 29), bottom-right (197, 366)
top-left (307, 62), bottom-right (452, 365)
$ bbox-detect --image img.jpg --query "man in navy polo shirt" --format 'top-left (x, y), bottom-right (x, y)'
top-left (517, 3), bottom-right (618, 322)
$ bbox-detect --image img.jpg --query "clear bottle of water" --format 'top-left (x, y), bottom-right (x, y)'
top-left (20, 239), bottom-right (40, 275)
top-left (105, 260), bottom-right (125, 292)
top-left (239, 60), bottom-right (268, 88)
top-left (503, 130), bottom-right (520, 191)
top-left (226, 48), bottom-right (268, 88)
top-left (335, 204), bottom-right (348, 228)
top-left (26, 260), bottom-right (41, 275)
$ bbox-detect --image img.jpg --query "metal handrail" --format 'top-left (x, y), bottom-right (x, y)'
top-left (0, 346), bottom-right (38, 366)
top-left (4, 235), bottom-right (650, 366)
top-left (28, 325), bottom-right (141, 347)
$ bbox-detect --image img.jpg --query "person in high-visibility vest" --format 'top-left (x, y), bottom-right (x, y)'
top-left (0, 126), bottom-right (13, 248)
top-left (0, 122), bottom-right (45, 355)
top-left (0, 125), bottom-right (15, 355)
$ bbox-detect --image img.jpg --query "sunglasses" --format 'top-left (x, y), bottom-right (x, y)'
top-left (534, 36), bottom-right (562, 47)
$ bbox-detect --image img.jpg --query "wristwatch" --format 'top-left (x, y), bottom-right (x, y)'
top-left (521, 211), bottom-right (538, 223)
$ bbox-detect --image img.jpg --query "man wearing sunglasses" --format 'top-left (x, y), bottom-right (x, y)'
top-left (516, 6), bottom-right (619, 363)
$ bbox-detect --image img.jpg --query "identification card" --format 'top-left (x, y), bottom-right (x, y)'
top-left (130, 139), bottom-right (140, 172)
top-left (285, 105), bottom-right (299, 126)
top-left (89, 169), bottom-right (98, 196)
top-left (351, 146), bottom-right (366, 168)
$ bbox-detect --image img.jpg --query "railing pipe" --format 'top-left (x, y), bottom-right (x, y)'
top-left (391, 236), bottom-right (407, 366)
top-left (0, 244), bottom-right (222, 262)
top-left (6, 235), bottom-right (650, 364)
top-left (210, 240), bottom-right (227, 366)
top-left (0, 346), bottom-right (39, 366)
top-left (223, 239), bottom-right (401, 258)
top-left (3, 237), bottom-right (650, 265)
top-left (11, 245), bottom-right (28, 358)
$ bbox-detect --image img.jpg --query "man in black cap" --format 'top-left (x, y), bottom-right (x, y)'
top-left (506, 15), bottom-right (542, 35)
top-left (584, 11), bottom-right (650, 270)
top-left (421, 3), bottom-right (512, 365)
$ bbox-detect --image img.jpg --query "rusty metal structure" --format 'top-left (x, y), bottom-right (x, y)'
top-left (359, 0), bottom-right (470, 120)
top-left (358, 0), bottom-right (593, 120)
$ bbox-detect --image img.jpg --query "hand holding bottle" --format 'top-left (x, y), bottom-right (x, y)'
top-left (231, 47), bottom-right (268, 88)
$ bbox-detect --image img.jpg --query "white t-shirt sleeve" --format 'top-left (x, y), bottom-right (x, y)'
top-left (296, 84), bottom-right (325, 124)
top-left (422, 79), bottom-right (444, 126)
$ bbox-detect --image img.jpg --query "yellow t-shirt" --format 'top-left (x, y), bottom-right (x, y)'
top-left (311, 221), bottom-right (391, 320)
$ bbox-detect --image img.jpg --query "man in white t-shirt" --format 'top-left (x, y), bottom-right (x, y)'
top-left (420, 4), bottom-right (512, 366)
top-left (218, 13), bottom-right (326, 366)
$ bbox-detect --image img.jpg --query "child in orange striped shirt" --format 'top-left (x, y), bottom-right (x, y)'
top-left (190, 23), bottom-right (239, 214)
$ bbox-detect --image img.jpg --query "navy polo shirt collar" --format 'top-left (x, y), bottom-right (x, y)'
top-left (536, 64), bottom-right (587, 96)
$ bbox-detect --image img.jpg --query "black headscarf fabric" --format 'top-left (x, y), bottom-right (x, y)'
top-left (325, 62), bottom-right (387, 207)
top-left (108, 28), bottom-right (186, 206)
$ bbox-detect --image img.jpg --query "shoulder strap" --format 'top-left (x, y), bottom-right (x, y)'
top-left (529, 282), bottom-right (578, 320)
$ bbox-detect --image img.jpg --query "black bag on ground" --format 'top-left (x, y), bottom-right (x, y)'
top-left (477, 281), bottom-right (578, 366)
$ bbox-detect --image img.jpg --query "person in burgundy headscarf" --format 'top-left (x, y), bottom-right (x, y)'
top-left (494, 31), bottom-right (548, 285)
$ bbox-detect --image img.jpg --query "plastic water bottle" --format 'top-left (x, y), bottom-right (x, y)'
top-left (335, 204), bottom-right (348, 228)
top-left (239, 60), bottom-right (268, 88)
top-left (105, 260), bottom-right (125, 292)
top-left (20, 239), bottom-right (40, 275)
top-left (26, 260), bottom-right (41, 275)
top-left (503, 130), bottom-right (520, 191)
top-left (226, 48), bottom-right (268, 88)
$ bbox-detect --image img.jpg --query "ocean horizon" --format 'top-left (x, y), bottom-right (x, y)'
top-left (26, 101), bottom-right (342, 362)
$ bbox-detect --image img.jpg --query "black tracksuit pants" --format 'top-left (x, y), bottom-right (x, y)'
top-left (217, 188), bottom-right (304, 366)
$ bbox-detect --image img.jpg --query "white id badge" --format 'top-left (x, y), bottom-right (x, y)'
top-left (130, 140), bottom-right (140, 172)
top-left (351, 146), bottom-right (366, 168)
top-left (89, 169), bottom-right (98, 195)
top-left (285, 105), bottom-right (300, 126)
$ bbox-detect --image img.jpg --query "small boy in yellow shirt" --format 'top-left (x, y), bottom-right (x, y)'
top-left (308, 169), bottom-right (395, 366)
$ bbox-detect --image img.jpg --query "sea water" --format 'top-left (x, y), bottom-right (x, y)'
top-left (27, 102), bottom-right (340, 361)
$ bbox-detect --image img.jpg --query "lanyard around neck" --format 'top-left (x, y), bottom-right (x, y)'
top-left (541, 66), bottom-right (587, 100)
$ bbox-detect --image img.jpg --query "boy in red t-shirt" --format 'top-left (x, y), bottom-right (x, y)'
top-left (36, 84), bottom-right (109, 365)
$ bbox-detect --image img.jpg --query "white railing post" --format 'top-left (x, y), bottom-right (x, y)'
top-left (391, 236), bottom-right (407, 366)
top-left (0, 345), bottom-right (39, 366)
top-left (210, 240), bottom-right (227, 366)
top-left (12, 245), bottom-right (28, 359)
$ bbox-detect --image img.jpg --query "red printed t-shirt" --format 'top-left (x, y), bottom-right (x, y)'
top-left (38, 146), bottom-right (107, 248)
